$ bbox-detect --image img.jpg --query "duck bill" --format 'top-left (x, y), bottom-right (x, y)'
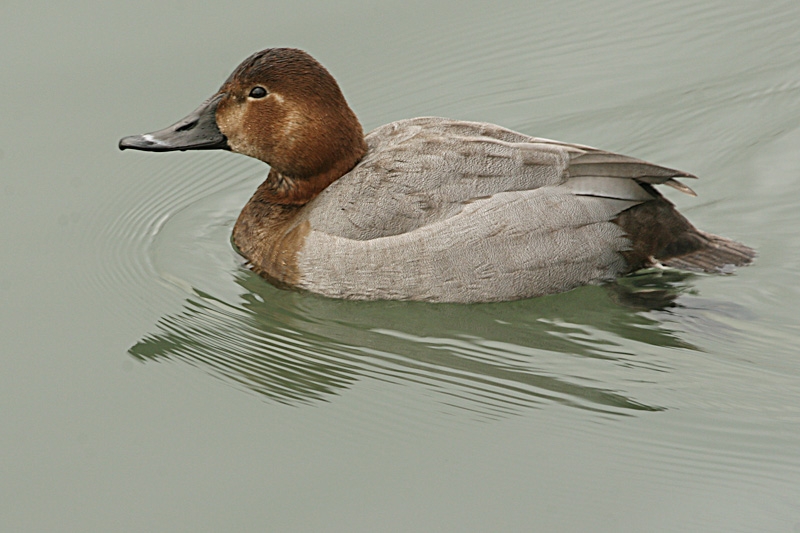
top-left (119, 93), bottom-right (229, 152)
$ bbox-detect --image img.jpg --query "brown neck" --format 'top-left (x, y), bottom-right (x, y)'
top-left (258, 126), bottom-right (367, 204)
top-left (231, 142), bottom-right (365, 284)
top-left (258, 158), bottom-right (353, 206)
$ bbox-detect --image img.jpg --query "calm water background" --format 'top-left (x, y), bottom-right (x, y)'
top-left (2, 1), bottom-right (800, 531)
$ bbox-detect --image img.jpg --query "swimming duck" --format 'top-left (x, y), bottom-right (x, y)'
top-left (119, 48), bottom-right (754, 303)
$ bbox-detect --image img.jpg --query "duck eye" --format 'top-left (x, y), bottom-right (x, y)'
top-left (249, 86), bottom-right (268, 99)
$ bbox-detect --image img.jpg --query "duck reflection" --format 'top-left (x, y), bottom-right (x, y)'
top-left (130, 269), bottom-right (704, 417)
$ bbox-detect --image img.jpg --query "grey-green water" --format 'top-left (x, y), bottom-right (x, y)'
top-left (2, 1), bottom-right (800, 531)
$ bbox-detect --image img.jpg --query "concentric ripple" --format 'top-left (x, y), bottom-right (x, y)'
top-left (87, 153), bottom-right (262, 320)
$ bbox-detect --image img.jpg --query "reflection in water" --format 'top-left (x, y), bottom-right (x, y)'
top-left (129, 269), bottom-right (717, 418)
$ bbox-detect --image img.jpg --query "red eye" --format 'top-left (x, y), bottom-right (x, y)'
top-left (249, 86), bottom-right (268, 98)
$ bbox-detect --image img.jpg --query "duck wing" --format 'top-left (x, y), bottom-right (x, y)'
top-left (305, 117), bottom-right (695, 240)
top-left (294, 118), bottom-right (712, 301)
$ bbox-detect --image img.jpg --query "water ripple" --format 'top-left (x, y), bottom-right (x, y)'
top-left (87, 153), bottom-right (262, 320)
top-left (129, 280), bottom-right (676, 418)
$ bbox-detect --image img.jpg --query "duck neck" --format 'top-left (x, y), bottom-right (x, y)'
top-left (260, 131), bottom-right (367, 205)
top-left (231, 138), bottom-right (366, 282)
top-left (257, 165), bottom-right (342, 206)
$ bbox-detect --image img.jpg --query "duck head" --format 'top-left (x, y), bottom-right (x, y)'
top-left (120, 48), bottom-right (367, 204)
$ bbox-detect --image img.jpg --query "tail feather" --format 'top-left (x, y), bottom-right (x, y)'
top-left (659, 231), bottom-right (755, 273)
top-left (613, 184), bottom-right (755, 275)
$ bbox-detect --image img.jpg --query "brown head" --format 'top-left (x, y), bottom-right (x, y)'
top-left (119, 48), bottom-right (367, 205)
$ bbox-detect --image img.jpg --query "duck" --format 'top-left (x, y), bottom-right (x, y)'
top-left (119, 48), bottom-right (755, 303)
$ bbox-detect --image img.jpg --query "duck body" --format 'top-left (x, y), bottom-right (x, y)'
top-left (120, 48), bottom-right (754, 303)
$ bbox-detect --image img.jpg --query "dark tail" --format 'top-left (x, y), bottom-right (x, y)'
top-left (659, 230), bottom-right (755, 273)
top-left (614, 185), bottom-right (756, 274)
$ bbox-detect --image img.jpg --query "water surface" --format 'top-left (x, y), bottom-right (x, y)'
top-left (2, 1), bottom-right (800, 531)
